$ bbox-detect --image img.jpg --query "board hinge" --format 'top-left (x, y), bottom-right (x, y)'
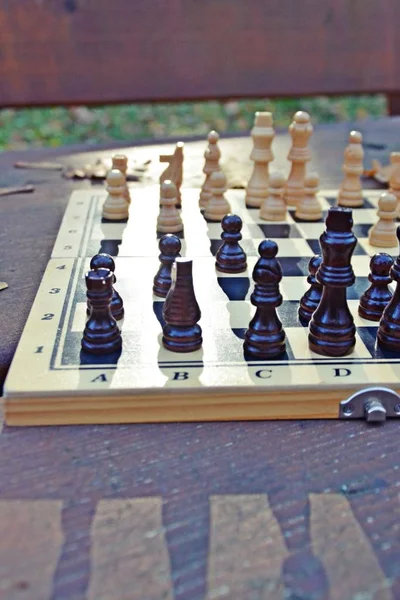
top-left (339, 387), bottom-right (400, 423)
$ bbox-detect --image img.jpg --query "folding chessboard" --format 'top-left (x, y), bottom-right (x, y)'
top-left (4, 186), bottom-right (400, 425)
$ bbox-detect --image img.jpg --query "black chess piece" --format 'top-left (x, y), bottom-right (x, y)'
top-left (215, 214), bottom-right (247, 273)
top-left (87, 253), bottom-right (124, 320)
top-left (308, 207), bottom-right (357, 357)
top-left (243, 239), bottom-right (286, 359)
top-left (378, 227), bottom-right (400, 351)
top-left (162, 258), bottom-right (202, 352)
top-left (153, 234), bottom-right (182, 297)
top-left (298, 255), bottom-right (323, 324)
top-left (358, 253), bottom-right (394, 321)
top-left (82, 268), bottom-right (122, 354)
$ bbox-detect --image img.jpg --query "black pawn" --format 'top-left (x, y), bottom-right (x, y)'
top-left (378, 227), bottom-right (400, 351)
top-left (309, 207), bottom-right (357, 357)
top-left (87, 253), bottom-right (124, 320)
top-left (82, 268), bottom-right (122, 355)
top-left (358, 253), bottom-right (394, 321)
top-left (162, 258), bottom-right (202, 352)
top-left (298, 255), bottom-right (323, 324)
top-left (243, 239), bottom-right (286, 359)
top-left (215, 214), bottom-right (247, 273)
top-left (153, 234), bottom-right (182, 298)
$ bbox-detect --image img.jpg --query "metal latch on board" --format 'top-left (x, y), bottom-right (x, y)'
top-left (340, 387), bottom-right (400, 423)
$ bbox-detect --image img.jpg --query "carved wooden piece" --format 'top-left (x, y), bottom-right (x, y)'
top-left (199, 131), bottom-right (221, 210)
top-left (160, 142), bottom-right (184, 207)
top-left (157, 181), bottom-right (183, 233)
top-left (204, 171), bottom-right (231, 222)
top-left (245, 112), bottom-right (274, 208)
top-left (162, 258), bottom-right (202, 352)
top-left (243, 240), bottom-right (286, 359)
top-left (309, 208), bottom-right (357, 357)
top-left (82, 268), bottom-right (122, 355)
top-left (295, 172), bottom-right (322, 221)
top-left (112, 155), bottom-right (131, 204)
top-left (298, 255), bottom-right (323, 324)
top-left (153, 234), bottom-right (182, 298)
top-left (388, 152), bottom-right (400, 210)
top-left (259, 171), bottom-right (287, 222)
top-left (102, 169), bottom-right (129, 221)
top-left (337, 131), bottom-right (364, 208)
top-left (377, 226), bottom-right (400, 351)
top-left (358, 253), bottom-right (394, 321)
top-left (87, 253), bottom-right (124, 320)
top-left (369, 192), bottom-right (398, 247)
top-left (215, 214), bottom-right (247, 273)
top-left (284, 111), bottom-right (313, 207)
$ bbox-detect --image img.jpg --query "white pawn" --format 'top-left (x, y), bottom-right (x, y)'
top-left (260, 172), bottom-right (287, 221)
top-left (369, 192), bottom-right (398, 247)
top-left (284, 111), bottom-right (313, 207)
top-left (157, 180), bottom-right (183, 233)
top-left (338, 131), bottom-right (364, 207)
top-left (204, 171), bottom-right (231, 222)
top-left (295, 172), bottom-right (322, 221)
top-left (199, 131), bottom-right (221, 210)
top-left (388, 152), bottom-right (400, 208)
top-left (112, 154), bottom-right (130, 204)
top-left (245, 112), bottom-right (274, 208)
top-left (102, 169), bottom-right (129, 220)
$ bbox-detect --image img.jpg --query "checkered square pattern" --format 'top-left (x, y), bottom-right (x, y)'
top-left (58, 187), bottom-right (400, 368)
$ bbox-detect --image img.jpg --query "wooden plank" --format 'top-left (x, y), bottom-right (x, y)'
top-left (310, 494), bottom-right (392, 600)
top-left (0, 500), bottom-right (63, 600)
top-left (87, 498), bottom-right (173, 600)
top-left (206, 495), bottom-right (288, 599)
top-left (0, 0), bottom-right (400, 107)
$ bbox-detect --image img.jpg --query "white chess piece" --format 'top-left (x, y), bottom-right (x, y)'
top-left (369, 192), bottom-right (398, 247)
top-left (337, 131), bottom-right (364, 208)
top-left (102, 169), bottom-right (129, 220)
top-left (204, 171), bottom-right (231, 222)
top-left (157, 180), bottom-right (183, 233)
top-left (259, 171), bottom-right (287, 221)
top-left (112, 154), bottom-right (131, 204)
top-left (389, 151), bottom-right (400, 209)
top-left (295, 172), bottom-right (322, 221)
top-left (199, 131), bottom-right (221, 210)
top-left (245, 112), bottom-right (274, 208)
top-left (284, 111), bottom-right (313, 207)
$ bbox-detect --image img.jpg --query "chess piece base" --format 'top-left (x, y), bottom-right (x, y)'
top-left (162, 324), bottom-right (203, 353)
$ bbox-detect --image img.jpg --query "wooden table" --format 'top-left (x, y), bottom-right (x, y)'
top-left (0, 118), bottom-right (399, 600)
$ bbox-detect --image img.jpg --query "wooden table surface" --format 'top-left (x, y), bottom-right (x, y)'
top-left (0, 118), bottom-right (399, 600)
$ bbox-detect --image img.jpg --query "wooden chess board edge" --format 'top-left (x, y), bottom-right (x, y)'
top-left (4, 385), bottom-right (394, 425)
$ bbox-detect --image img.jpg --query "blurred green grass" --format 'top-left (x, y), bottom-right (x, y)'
top-left (0, 95), bottom-right (387, 151)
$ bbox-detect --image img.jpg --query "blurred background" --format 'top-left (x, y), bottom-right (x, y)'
top-left (0, 95), bottom-right (387, 151)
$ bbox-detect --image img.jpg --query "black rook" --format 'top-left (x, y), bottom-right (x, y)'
top-left (308, 207), bottom-right (357, 356)
top-left (162, 258), bottom-right (202, 352)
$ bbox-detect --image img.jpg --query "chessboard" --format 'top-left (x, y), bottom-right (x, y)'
top-left (4, 185), bottom-right (400, 425)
